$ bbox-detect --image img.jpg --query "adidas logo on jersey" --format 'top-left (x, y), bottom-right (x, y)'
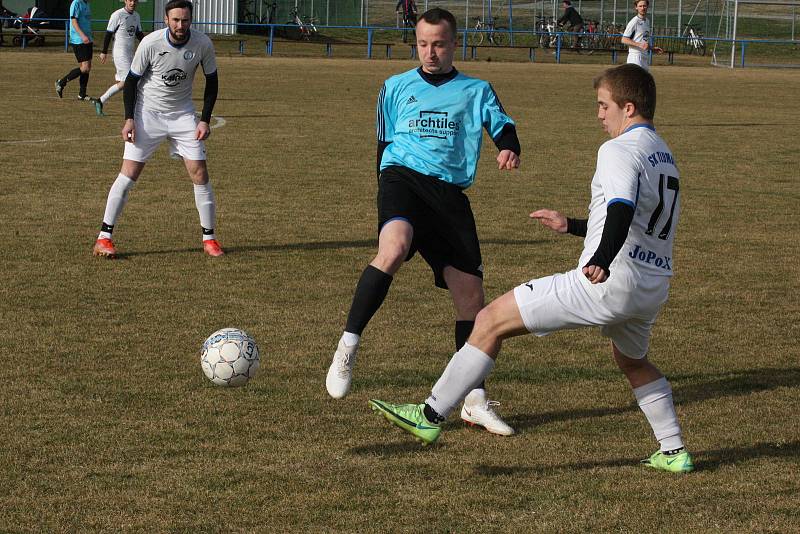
top-left (406, 95), bottom-right (417, 104)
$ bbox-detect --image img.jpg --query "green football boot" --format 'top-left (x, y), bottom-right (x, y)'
top-left (369, 400), bottom-right (441, 445)
top-left (641, 449), bottom-right (695, 473)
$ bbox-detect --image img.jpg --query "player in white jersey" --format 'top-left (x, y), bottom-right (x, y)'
top-left (369, 64), bottom-right (694, 474)
top-left (621, 0), bottom-right (662, 69)
top-left (93, 0), bottom-right (143, 116)
top-left (92, 0), bottom-right (224, 259)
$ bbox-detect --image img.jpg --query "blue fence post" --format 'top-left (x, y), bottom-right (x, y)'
top-left (740, 40), bottom-right (746, 68)
top-left (64, 19), bottom-right (69, 51)
top-left (267, 25), bottom-right (274, 56)
top-left (462, 29), bottom-right (468, 60)
top-left (508, 1), bottom-right (514, 46)
top-left (367, 28), bottom-right (373, 58)
top-left (556, 33), bottom-right (561, 63)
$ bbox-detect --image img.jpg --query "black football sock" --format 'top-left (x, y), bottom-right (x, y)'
top-left (455, 320), bottom-right (485, 390)
top-left (78, 72), bottom-right (89, 98)
top-left (344, 265), bottom-right (393, 336)
top-left (64, 68), bottom-right (81, 83)
top-left (423, 403), bottom-right (446, 424)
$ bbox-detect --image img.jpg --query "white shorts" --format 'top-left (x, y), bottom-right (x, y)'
top-left (123, 107), bottom-right (206, 162)
top-left (627, 52), bottom-right (649, 69)
top-left (512, 267), bottom-right (669, 358)
top-left (113, 53), bottom-right (132, 82)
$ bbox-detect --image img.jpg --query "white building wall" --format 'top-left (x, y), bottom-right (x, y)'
top-left (153, 0), bottom-right (237, 35)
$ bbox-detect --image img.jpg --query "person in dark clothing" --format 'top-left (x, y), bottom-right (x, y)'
top-left (558, 0), bottom-right (584, 49)
top-left (395, 0), bottom-right (417, 42)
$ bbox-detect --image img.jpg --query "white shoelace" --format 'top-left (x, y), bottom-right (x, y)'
top-left (482, 400), bottom-right (504, 421)
top-left (335, 351), bottom-right (355, 377)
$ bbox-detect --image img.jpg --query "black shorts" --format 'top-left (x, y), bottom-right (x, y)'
top-left (378, 165), bottom-right (483, 289)
top-left (72, 42), bottom-right (93, 63)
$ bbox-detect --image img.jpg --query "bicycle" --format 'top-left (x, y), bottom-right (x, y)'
top-left (683, 24), bottom-right (705, 55)
top-left (396, 10), bottom-right (417, 43)
top-left (468, 16), bottom-right (507, 46)
top-left (288, 7), bottom-right (317, 41)
top-left (242, 0), bottom-right (276, 26)
top-left (535, 16), bottom-right (557, 49)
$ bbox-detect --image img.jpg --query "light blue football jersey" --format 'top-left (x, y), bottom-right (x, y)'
top-left (377, 67), bottom-right (515, 188)
top-left (69, 0), bottom-right (92, 45)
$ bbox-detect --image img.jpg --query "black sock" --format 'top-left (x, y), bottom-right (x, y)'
top-left (423, 403), bottom-right (445, 424)
top-left (78, 72), bottom-right (89, 97)
top-left (455, 320), bottom-right (474, 350)
top-left (100, 222), bottom-right (114, 234)
top-left (663, 447), bottom-right (685, 456)
top-left (344, 265), bottom-right (393, 336)
top-left (455, 320), bottom-right (485, 390)
top-left (64, 68), bottom-right (81, 83)
top-left (202, 227), bottom-right (214, 236)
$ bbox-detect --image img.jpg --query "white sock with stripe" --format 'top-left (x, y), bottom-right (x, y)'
top-left (425, 343), bottom-right (495, 419)
top-left (193, 182), bottom-right (216, 240)
top-left (100, 83), bottom-right (121, 104)
top-left (99, 174), bottom-right (135, 239)
top-left (633, 377), bottom-right (685, 452)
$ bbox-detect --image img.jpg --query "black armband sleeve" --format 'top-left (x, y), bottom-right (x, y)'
top-left (102, 31), bottom-right (113, 54)
top-left (492, 123), bottom-right (521, 156)
top-left (377, 140), bottom-right (391, 179)
top-left (135, 30), bottom-right (145, 41)
top-left (123, 72), bottom-right (140, 120)
top-left (584, 201), bottom-right (635, 275)
top-left (567, 218), bottom-right (587, 237)
top-left (199, 71), bottom-right (218, 124)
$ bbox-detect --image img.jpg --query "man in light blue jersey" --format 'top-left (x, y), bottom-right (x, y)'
top-left (55, 0), bottom-right (94, 101)
top-left (327, 8), bottom-right (522, 437)
top-left (369, 64), bottom-right (694, 474)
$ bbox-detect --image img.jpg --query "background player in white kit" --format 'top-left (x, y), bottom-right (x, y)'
top-left (93, 0), bottom-right (143, 116)
top-left (370, 64), bottom-right (694, 474)
top-left (621, 0), bottom-right (662, 69)
top-left (93, 0), bottom-right (223, 259)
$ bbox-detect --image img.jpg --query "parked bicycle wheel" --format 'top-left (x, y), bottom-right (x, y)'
top-left (468, 30), bottom-right (484, 46)
top-left (489, 27), bottom-right (508, 46)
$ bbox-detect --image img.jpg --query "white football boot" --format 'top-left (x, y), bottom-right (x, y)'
top-left (461, 388), bottom-right (515, 436)
top-left (326, 339), bottom-right (359, 399)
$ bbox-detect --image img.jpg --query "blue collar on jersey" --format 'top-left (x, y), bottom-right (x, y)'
top-left (623, 123), bottom-right (655, 133)
top-left (164, 28), bottom-right (191, 48)
top-left (416, 66), bottom-right (459, 87)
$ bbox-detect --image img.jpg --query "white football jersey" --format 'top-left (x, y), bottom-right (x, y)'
top-left (624, 15), bottom-right (651, 65)
top-left (579, 124), bottom-right (680, 280)
top-left (106, 7), bottom-right (142, 60)
top-left (130, 28), bottom-right (217, 114)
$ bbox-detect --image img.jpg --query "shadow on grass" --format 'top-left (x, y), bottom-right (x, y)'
top-left (120, 237), bottom-right (545, 257)
top-left (660, 122), bottom-right (793, 128)
top-left (348, 440), bottom-right (443, 456)
top-left (473, 440), bottom-right (800, 476)
top-left (509, 367), bottom-right (800, 432)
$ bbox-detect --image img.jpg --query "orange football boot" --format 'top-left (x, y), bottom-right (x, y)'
top-left (203, 239), bottom-right (225, 257)
top-left (92, 237), bottom-right (117, 258)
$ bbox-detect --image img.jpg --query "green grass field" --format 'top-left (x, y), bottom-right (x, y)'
top-left (1, 49), bottom-right (799, 532)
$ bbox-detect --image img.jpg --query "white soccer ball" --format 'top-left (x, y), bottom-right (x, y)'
top-left (200, 328), bottom-right (260, 387)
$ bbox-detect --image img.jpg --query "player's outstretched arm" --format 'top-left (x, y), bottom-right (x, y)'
top-left (122, 119), bottom-right (135, 143)
top-left (530, 209), bottom-right (568, 233)
top-left (122, 72), bottom-right (140, 142)
top-left (196, 121), bottom-right (210, 141)
top-left (497, 150), bottom-right (520, 170)
top-left (197, 71), bottom-right (219, 141)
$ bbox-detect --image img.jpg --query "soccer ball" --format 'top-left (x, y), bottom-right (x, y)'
top-left (200, 328), bottom-right (260, 386)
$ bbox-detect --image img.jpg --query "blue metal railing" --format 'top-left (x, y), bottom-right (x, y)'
top-left (2, 16), bottom-right (796, 68)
